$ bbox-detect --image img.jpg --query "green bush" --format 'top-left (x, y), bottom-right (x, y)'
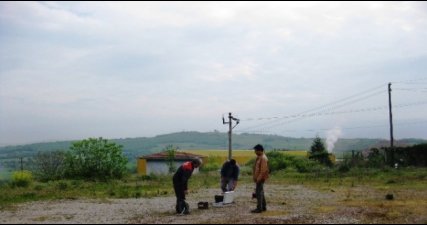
top-left (245, 151), bottom-right (324, 173)
top-left (12, 170), bottom-right (33, 187)
top-left (64, 137), bottom-right (128, 180)
top-left (294, 158), bottom-right (316, 173)
top-left (266, 151), bottom-right (288, 172)
top-left (33, 151), bottom-right (66, 182)
top-left (56, 181), bottom-right (68, 191)
top-left (309, 136), bottom-right (333, 167)
top-left (337, 163), bottom-right (351, 173)
top-left (200, 162), bottom-right (220, 172)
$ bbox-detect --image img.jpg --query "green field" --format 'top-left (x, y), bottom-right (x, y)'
top-left (185, 149), bottom-right (307, 165)
top-left (0, 171), bottom-right (11, 181)
top-left (1, 167), bottom-right (426, 223)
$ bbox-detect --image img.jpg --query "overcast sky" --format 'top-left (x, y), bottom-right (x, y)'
top-left (1, 1), bottom-right (426, 146)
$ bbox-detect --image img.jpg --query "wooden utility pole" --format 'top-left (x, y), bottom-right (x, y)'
top-left (388, 82), bottom-right (394, 165)
top-left (228, 113), bottom-right (232, 160)
top-left (223, 112), bottom-right (240, 160)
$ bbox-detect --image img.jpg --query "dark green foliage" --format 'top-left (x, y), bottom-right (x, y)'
top-left (246, 150), bottom-right (323, 173)
top-left (164, 145), bottom-right (177, 174)
top-left (337, 163), bottom-right (351, 173)
top-left (266, 151), bottom-right (288, 172)
top-left (1, 132), bottom-right (426, 177)
top-left (3, 132), bottom-right (423, 163)
top-left (367, 148), bottom-right (385, 168)
top-left (310, 136), bottom-right (326, 154)
top-left (56, 181), bottom-right (68, 191)
top-left (64, 137), bottom-right (128, 180)
top-left (33, 151), bottom-right (66, 181)
top-left (339, 151), bottom-right (367, 171)
top-left (309, 136), bottom-right (333, 167)
top-left (390, 143), bottom-right (427, 167)
top-left (293, 157), bottom-right (321, 173)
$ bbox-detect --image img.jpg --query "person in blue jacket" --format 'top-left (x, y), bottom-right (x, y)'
top-left (220, 159), bottom-right (240, 193)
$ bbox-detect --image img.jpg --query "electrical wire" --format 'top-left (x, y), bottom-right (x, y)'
top-left (239, 120), bottom-right (427, 135)
top-left (233, 81), bottom-right (426, 136)
top-left (238, 87), bottom-right (386, 132)
top-left (236, 100), bottom-right (427, 134)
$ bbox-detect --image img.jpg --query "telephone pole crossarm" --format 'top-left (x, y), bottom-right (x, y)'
top-left (222, 112), bottom-right (239, 160)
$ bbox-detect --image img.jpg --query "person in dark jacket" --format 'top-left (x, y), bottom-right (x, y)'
top-left (172, 158), bottom-right (202, 215)
top-left (220, 159), bottom-right (240, 193)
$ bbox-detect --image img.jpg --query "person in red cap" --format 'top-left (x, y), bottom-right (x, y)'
top-left (172, 158), bottom-right (202, 215)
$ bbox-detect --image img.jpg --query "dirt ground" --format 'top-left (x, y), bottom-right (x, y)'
top-left (1, 183), bottom-right (426, 224)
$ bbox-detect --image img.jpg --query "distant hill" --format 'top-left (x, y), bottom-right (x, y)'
top-left (1, 131), bottom-right (426, 163)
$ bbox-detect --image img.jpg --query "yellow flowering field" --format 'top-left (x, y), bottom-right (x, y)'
top-left (184, 149), bottom-right (308, 165)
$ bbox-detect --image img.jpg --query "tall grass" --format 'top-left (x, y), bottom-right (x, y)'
top-left (0, 171), bottom-right (222, 208)
top-left (1, 166), bottom-right (426, 209)
top-left (0, 171), bottom-right (11, 181)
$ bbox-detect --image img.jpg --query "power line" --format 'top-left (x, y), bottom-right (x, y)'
top-left (242, 84), bottom-right (385, 122)
top-left (239, 80), bottom-right (427, 130)
top-left (236, 81), bottom-right (426, 136)
top-left (236, 100), bottom-right (427, 133)
top-left (239, 88), bottom-right (386, 132)
top-left (394, 88), bottom-right (427, 93)
top-left (392, 78), bottom-right (427, 84)
top-left (239, 120), bottom-right (427, 135)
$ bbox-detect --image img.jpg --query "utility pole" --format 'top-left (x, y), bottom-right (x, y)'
top-left (223, 112), bottom-right (240, 160)
top-left (388, 82), bottom-right (394, 165)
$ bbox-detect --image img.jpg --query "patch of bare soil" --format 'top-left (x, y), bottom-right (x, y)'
top-left (1, 184), bottom-right (426, 224)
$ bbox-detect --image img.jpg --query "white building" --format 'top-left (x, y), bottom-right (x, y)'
top-left (137, 151), bottom-right (206, 175)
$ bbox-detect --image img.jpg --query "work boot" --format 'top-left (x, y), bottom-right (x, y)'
top-left (251, 208), bottom-right (262, 213)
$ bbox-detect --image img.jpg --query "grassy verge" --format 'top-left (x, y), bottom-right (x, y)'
top-left (269, 167), bottom-right (427, 223)
top-left (0, 170), bottom-right (11, 181)
top-left (269, 167), bottom-right (427, 190)
top-left (1, 167), bottom-right (426, 212)
top-left (0, 170), bottom-right (221, 208)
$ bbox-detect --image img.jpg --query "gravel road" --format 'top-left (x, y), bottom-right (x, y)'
top-left (1, 184), bottom-right (425, 224)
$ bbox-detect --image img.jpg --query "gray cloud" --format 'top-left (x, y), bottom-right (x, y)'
top-left (1, 2), bottom-right (426, 146)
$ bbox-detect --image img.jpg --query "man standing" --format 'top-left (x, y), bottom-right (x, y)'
top-left (251, 144), bottom-right (269, 213)
top-left (172, 158), bottom-right (202, 215)
top-left (220, 159), bottom-right (240, 193)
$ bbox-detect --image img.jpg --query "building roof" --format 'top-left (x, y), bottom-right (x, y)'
top-left (140, 151), bottom-right (206, 160)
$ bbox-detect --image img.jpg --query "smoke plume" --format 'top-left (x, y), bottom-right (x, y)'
top-left (326, 126), bottom-right (342, 153)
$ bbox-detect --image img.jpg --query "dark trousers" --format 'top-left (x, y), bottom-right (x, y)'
top-left (173, 184), bottom-right (186, 213)
top-left (221, 178), bottom-right (235, 192)
top-left (255, 182), bottom-right (267, 210)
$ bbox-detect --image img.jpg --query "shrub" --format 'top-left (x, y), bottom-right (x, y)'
top-left (309, 136), bottom-right (333, 167)
top-left (294, 158), bottom-right (315, 173)
top-left (200, 155), bottom-right (222, 172)
top-left (12, 170), bottom-right (33, 187)
top-left (266, 151), bottom-right (288, 172)
top-left (33, 151), bottom-right (66, 181)
top-left (367, 148), bottom-right (385, 168)
top-left (337, 163), bottom-right (351, 173)
top-left (200, 162), bottom-right (220, 172)
top-left (56, 181), bottom-right (68, 191)
top-left (246, 151), bottom-right (324, 173)
top-left (64, 137), bottom-right (128, 180)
